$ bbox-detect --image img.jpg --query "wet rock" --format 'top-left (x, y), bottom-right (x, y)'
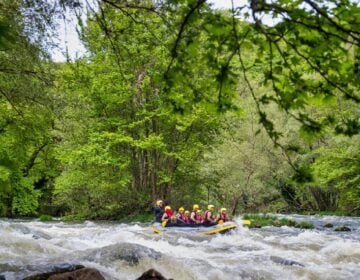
top-left (136, 269), bottom-right (172, 280)
top-left (335, 226), bottom-right (351, 232)
top-left (0, 275), bottom-right (5, 280)
top-left (323, 223), bottom-right (333, 228)
top-left (11, 224), bottom-right (31, 234)
top-left (32, 230), bottom-right (52, 240)
top-left (85, 242), bottom-right (162, 265)
top-left (252, 221), bottom-right (262, 228)
top-left (51, 263), bottom-right (85, 274)
top-left (0, 263), bottom-right (20, 272)
top-left (270, 256), bottom-right (304, 267)
top-left (23, 264), bottom-right (84, 280)
top-left (49, 268), bottom-right (105, 280)
top-left (9, 223), bottom-right (52, 240)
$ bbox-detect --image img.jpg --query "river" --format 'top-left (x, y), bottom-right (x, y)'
top-left (1, 215), bottom-right (359, 280)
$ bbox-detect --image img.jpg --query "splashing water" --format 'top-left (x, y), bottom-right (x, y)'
top-left (0, 215), bottom-right (359, 280)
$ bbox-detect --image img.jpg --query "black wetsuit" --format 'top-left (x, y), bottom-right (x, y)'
top-left (154, 206), bottom-right (164, 222)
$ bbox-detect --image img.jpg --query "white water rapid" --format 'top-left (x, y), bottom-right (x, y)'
top-left (1, 215), bottom-right (359, 280)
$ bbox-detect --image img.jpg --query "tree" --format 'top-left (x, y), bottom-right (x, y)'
top-left (0, 0), bottom-right (59, 215)
top-left (52, 3), bottom-right (221, 218)
top-left (90, 0), bottom-right (360, 182)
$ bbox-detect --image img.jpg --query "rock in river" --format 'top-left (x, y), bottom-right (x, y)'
top-left (136, 269), bottom-right (173, 280)
top-left (49, 268), bottom-right (105, 280)
top-left (270, 256), bottom-right (304, 267)
top-left (85, 242), bottom-right (162, 265)
top-left (23, 264), bottom-right (85, 280)
top-left (335, 226), bottom-right (351, 232)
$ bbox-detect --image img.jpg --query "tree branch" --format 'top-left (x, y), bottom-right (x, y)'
top-left (165, 0), bottom-right (207, 77)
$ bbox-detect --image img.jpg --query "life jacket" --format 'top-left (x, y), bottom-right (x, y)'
top-left (180, 213), bottom-right (186, 220)
top-left (204, 210), bottom-right (214, 222)
top-left (195, 212), bottom-right (203, 222)
top-left (190, 211), bottom-right (197, 224)
top-left (163, 209), bottom-right (173, 221)
top-left (219, 213), bottom-right (229, 222)
top-left (176, 212), bottom-right (186, 223)
top-left (162, 212), bottom-right (170, 221)
top-left (184, 215), bottom-right (190, 224)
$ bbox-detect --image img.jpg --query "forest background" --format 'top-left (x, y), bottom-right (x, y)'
top-left (0, 0), bottom-right (359, 220)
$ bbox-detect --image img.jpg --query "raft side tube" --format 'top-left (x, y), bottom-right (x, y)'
top-left (150, 221), bottom-right (239, 235)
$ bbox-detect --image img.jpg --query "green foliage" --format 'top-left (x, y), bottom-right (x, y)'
top-left (39, 214), bottom-right (53, 222)
top-left (243, 213), bottom-right (314, 229)
top-left (198, 95), bottom-right (293, 213)
top-left (12, 178), bottom-right (40, 215)
top-left (295, 221), bottom-right (315, 229)
top-left (311, 135), bottom-right (360, 214)
top-left (51, 4), bottom-right (222, 219)
top-left (0, 0), bottom-right (59, 216)
top-left (119, 212), bottom-right (154, 223)
top-left (61, 214), bottom-right (87, 222)
top-left (1, 0), bottom-right (360, 218)
top-left (244, 214), bottom-right (279, 228)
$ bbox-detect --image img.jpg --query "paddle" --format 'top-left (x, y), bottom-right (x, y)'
top-left (151, 227), bottom-right (161, 234)
top-left (218, 219), bottom-right (251, 225)
top-left (161, 220), bottom-right (167, 227)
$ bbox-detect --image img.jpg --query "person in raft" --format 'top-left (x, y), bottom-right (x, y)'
top-left (203, 204), bottom-right (218, 226)
top-left (218, 208), bottom-right (229, 223)
top-left (154, 200), bottom-right (164, 223)
top-left (161, 206), bottom-right (173, 223)
top-left (184, 210), bottom-right (191, 224)
top-left (190, 204), bottom-right (201, 224)
top-left (196, 209), bottom-right (204, 223)
top-left (176, 207), bottom-right (186, 223)
top-left (170, 209), bottom-right (178, 224)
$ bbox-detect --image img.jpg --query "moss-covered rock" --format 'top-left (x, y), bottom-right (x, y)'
top-left (323, 223), bottom-right (333, 228)
top-left (295, 221), bottom-right (314, 229)
top-left (251, 221), bottom-right (263, 228)
top-left (335, 226), bottom-right (351, 232)
top-left (286, 219), bottom-right (297, 227)
top-left (243, 214), bottom-right (314, 230)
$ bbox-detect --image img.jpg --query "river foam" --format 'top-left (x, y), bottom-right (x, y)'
top-left (0, 215), bottom-right (359, 280)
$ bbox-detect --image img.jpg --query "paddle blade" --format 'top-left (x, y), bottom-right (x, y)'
top-left (218, 219), bottom-right (224, 225)
top-left (151, 227), bottom-right (161, 234)
top-left (242, 220), bottom-right (251, 225)
top-left (161, 220), bottom-right (167, 227)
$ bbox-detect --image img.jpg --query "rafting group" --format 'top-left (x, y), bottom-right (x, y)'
top-left (153, 200), bottom-right (230, 227)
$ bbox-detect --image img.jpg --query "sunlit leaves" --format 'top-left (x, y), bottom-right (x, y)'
top-left (312, 135), bottom-right (360, 213)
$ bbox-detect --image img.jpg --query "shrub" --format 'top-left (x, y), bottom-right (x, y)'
top-left (39, 215), bottom-right (53, 222)
top-left (295, 221), bottom-right (314, 229)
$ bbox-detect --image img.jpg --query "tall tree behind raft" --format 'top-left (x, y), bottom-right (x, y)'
top-left (53, 1), bottom-right (223, 218)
